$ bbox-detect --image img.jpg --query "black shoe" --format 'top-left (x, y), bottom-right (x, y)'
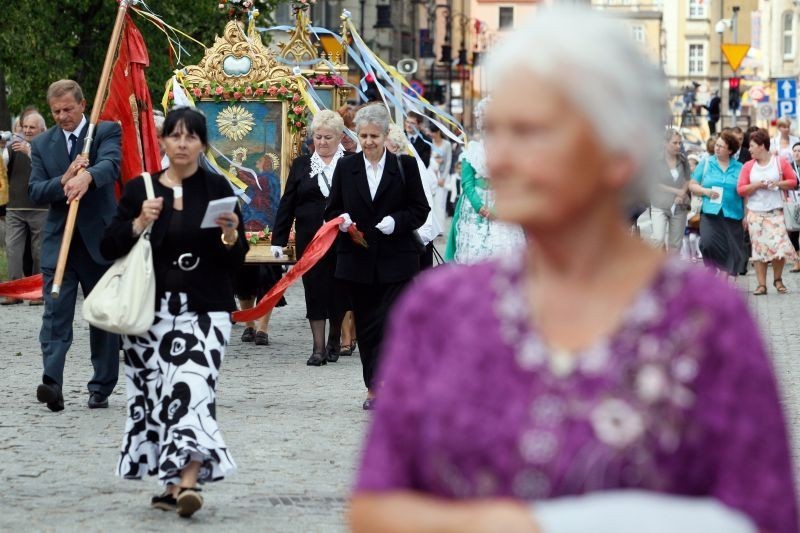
top-left (36, 383), bottom-right (64, 412)
top-left (88, 392), bottom-right (109, 409)
top-left (326, 345), bottom-right (341, 363)
top-left (176, 487), bottom-right (203, 518)
top-left (306, 352), bottom-right (327, 366)
top-left (241, 327), bottom-right (255, 343)
top-left (151, 491), bottom-right (177, 512)
top-left (254, 331), bottom-right (269, 346)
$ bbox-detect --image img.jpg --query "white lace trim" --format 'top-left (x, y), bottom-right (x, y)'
top-left (310, 145), bottom-right (345, 197)
top-left (463, 140), bottom-right (488, 178)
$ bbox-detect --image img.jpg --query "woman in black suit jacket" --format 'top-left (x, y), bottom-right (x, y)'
top-left (101, 108), bottom-right (247, 517)
top-left (324, 104), bottom-right (430, 410)
top-left (272, 110), bottom-right (352, 366)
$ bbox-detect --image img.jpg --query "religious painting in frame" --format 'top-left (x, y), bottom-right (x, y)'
top-left (196, 99), bottom-right (286, 231)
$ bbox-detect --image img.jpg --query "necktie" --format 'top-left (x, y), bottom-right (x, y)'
top-left (68, 133), bottom-right (78, 161)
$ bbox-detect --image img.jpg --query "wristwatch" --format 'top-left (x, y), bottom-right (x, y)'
top-left (221, 230), bottom-right (239, 246)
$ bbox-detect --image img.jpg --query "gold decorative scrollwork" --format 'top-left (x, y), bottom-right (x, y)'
top-left (182, 21), bottom-right (292, 87)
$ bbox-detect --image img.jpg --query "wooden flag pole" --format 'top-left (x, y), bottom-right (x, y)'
top-left (52, 0), bottom-right (134, 298)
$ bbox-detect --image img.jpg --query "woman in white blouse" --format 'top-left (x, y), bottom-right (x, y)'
top-left (771, 117), bottom-right (800, 164)
top-left (737, 128), bottom-right (798, 295)
top-left (272, 110), bottom-right (353, 364)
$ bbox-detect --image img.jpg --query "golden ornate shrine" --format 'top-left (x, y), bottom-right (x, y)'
top-left (171, 11), bottom-right (351, 239)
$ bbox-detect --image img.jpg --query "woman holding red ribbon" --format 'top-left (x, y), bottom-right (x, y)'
top-left (271, 110), bottom-right (353, 366)
top-left (324, 104), bottom-right (430, 410)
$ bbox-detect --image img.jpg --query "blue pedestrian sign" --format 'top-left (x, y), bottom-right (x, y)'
top-left (777, 79), bottom-right (797, 100)
top-left (777, 79), bottom-right (797, 118)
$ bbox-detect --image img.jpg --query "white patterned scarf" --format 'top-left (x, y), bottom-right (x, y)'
top-left (310, 145), bottom-right (345, 197)
top-left (463, 140), bottom-right (487, 178)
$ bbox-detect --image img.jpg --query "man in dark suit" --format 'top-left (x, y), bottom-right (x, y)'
top-left (325, 105), bottom-right (430, 410)
top-left (28, 79), bottom-right (122, 412)
top-left (405, 111), bottom-right (432, 167)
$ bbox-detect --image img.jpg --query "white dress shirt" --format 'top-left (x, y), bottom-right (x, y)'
top-left (364, 149), bottom-right (387, 200)
top-left (62, 115), bottom-right (87, 155)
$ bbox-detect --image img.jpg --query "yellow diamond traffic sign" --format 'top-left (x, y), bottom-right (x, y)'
top-left (721, 43), bottom-right (751, 71)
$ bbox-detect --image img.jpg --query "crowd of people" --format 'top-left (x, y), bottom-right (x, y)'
top-left (1, 4), bottom-right (798, 531)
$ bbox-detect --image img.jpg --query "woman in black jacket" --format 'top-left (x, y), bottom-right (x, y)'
top-left (100, 108), bottom-right (248, 518)
top-left (272, 110), bottom-right (352, 366)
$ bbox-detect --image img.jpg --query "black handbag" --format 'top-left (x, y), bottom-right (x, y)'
top-left (395, 155), bottom-right (428, 255)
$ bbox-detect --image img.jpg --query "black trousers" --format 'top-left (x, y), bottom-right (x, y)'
top-left (420, 243), bottom-right (434, 271)
top-left (346, 279), bottom-right (409, 390)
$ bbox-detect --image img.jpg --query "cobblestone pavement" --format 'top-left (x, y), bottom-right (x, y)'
top-left (2, 266), bottom-right (800, 532)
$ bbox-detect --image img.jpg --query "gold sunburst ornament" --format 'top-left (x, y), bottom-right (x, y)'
top-left (217, 105), bottom-right (255, 141)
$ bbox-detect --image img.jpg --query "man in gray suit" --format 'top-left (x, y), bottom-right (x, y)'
top-left (28, 79), bottom-right (122, 412)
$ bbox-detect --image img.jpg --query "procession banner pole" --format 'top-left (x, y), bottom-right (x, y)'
top-left (52, 0), bottom-right (134, 298)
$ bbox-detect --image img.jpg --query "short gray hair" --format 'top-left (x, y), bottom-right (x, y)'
top-left (354, 104), bottom-right (390, 134)
top-left (486, 6), bottom-right (668, 201)
top-left (310, 109), bottom-right (345, 135)
top-left (22, 112), bottom-right (46, 131)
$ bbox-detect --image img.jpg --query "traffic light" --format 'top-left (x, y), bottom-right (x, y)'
top-left (728, 77), bottom-right (741, 111)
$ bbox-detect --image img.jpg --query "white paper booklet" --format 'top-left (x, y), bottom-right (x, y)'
top-left (200, 196), bottom-right (238, 228)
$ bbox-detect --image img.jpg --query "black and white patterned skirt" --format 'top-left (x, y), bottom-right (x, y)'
top-left (116, 292), bottom-right (236, 486)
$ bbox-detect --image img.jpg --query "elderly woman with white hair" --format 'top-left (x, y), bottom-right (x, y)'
top-left (350, 6), bottom-right (797, 533)
top-left (444, 98), bottom-right (525, 263)
top-left (324, 104), bottom-right (430, 410)
top-left (272, 110), bottom-right (353, 366)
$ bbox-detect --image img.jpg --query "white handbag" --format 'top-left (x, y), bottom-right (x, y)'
top-left (83, 173), bottom-right (156, 335)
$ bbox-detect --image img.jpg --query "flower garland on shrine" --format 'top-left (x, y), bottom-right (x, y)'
top-left (166, 80), bottom-right (309, 133)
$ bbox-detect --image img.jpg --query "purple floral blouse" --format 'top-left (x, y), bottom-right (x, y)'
top-left (355, 253), bottom-right (798, 533)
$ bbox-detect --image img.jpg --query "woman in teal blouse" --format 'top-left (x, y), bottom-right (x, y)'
top-left (688, 131), bottom-right (747, 276)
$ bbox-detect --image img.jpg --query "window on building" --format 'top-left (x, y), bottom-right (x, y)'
top-left (631, 25), bottom-right (645, 44)
top-left (498, 7), bottom-right (514, 30)
top-left (688, 43), bottom-right (705, 75)
top-left (688, 0), bottom-right (706, 19)
top-left (784, 11), bottom-right (795, 59)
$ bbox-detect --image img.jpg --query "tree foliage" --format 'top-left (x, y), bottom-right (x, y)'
top-left (0, 0), bottom-right (286, 129)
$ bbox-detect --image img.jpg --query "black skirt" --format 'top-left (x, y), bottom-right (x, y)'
top-left (699, 213), bottom-right (748, 276)
top-left (233, 264), bottom-right (287, 307)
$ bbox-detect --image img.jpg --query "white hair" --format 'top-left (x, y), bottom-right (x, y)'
top-left (354, 104), bottom-right (391, 134)
top-left (386, 123), bottom-right (408, 151)
top-left (485, 5), bottom-right (669, 200)
top-left (310, 109), bottom-right (345, 135)
top-left (473, 97), bottom-right (491, 132)
top-left (22, 112), bottom-right (46, 131)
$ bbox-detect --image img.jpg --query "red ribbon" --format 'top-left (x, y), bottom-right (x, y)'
top-left (0, 273), bottom-right (44, 300)
top-left (232, 217), bottom-right (343, 322)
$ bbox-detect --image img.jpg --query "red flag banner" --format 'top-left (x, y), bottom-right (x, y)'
top-left (101, 14), bottom-right (161, 193)
top-left (0, 274), bottom-right (43, 300)
top-left (232, 217), bottom-right (343, 323)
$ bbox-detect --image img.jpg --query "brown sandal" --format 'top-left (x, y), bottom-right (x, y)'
top-left (774, 278), bottom-right (788, 294)
top-left (753, 285), bottom-right (767, 296)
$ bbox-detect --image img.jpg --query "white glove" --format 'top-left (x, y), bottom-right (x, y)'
top-left (375, 216), bottom-right (395, 235)
top-left (339, 213), bottom-right (353, 232)
top-left (270, 246), bottom-right (283, 258)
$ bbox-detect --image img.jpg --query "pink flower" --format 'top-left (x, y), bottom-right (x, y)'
top-left (278, 86), bottom-right (288, 94)
top-left (292, 93), bottom-right (300, 102)
top-left (193, 88), bottom-right (202, 97)
top-left (168, 91), bottom-right (174, 99)
top-left (293, 105), bottom-right (304, 114)
top-left (267, 86), bottom-right (278, 95)
top-left (215, 86), bottom-right (224, 95)
top-left (295, 121), bottom-right (303, 127)
top-left (255, 87), bottom-right (265, 96)
top-left (245, 86), bottom-right (253, 96)
top-left (203, 86), bottom-right (211, 96)
top-left (233, 91), bottom-right (242, 99)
